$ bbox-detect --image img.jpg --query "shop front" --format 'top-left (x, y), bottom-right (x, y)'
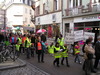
top-left (35, 12), bottom-right (61, 38)
top-left (63, 14), bottom-right (100, 43)
top-left (36, 23), bottom-right (60, 38)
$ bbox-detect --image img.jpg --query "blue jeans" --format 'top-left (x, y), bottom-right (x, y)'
top-left (75, 54), bottom-right (80, 63)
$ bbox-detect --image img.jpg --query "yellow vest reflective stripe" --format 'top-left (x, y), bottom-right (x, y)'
top-left (58, 38), bottom-right (64, 46)
top-left (26, 38), bottom-right (31, 48)
top-left (16, 44), bottom-right (20, 51)
top-left (74, 45), bottom-right (80, 54)
top-left (61, 46), bottom-right (68, 57)
top-left (48, 45), bottom-right (54, 54)
top-left (54, 47), bottom-right (61, 58)
top-left (18, 38), bottom-right (22, 44)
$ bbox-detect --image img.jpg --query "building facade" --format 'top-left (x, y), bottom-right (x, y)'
top-left (62, 0), bottom-right (100, 42)
top-left (34, 0), bottom-right (62, 37)
top-left (0, 9), bottom-right (5, 29)
top-left (2, 0), bottom-right (34, 34)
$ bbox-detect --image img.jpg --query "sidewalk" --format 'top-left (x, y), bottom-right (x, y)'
top-left (0, 58), bottom-right (26, 70)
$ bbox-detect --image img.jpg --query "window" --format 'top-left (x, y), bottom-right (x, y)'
top-left (27, 0), bottom-right (30, 5)
top-left (23, 0), bottom-right (25, 3)
top-left (54, 0), bottom-right (57, 11)
top-left (80, 0), bottom-right (82, 6)
top-left (35, 6), bottom-right (40, 16)
top-left (76, 0), bottom-right (78, 7)
top-left (92, 0), bottom-right (96, 3)
top-left (29, 1), bottom-right (31, 5)
top-left (25, 8), bottom-right (27, 13)
top-left (37, 6), bottom-right (40, 15)
top-left (71, 0), bottom-right (82, 8)
top-left (73, 0), bottom-right (75, 7)
top-left (43, 3), bottom-right (45, 14)
top-left (25, 18), bottom-right (27, 22)
top-left (30, 10), bottom-right (32, 15)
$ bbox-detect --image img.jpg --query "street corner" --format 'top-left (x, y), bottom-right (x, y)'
top-left (0, 58), bottom-right (26, 71)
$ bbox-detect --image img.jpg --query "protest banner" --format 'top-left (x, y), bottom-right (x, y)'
top-left (65, 33), bottom-right (74, 44)
top-left (84, 32), bottom-right (95, 42)
top-left (74, 30), bottom-right (84, 42)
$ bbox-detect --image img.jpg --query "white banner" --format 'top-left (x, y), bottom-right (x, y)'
top-left (65, 33), bottom-right (74, 44)
top-left (84, 32), bottom-right (95, 42)
top-left (74, 30), bottom-right (84, 42)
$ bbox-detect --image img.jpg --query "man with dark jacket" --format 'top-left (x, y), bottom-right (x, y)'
top-left (41, 33), bottom-right (46, 42)
top-left (94, 36), bottom-right (100, 69)
top-left (31, 34), bottom-right (36, 57)
top-left (0, 33), bottom-right (4, 43)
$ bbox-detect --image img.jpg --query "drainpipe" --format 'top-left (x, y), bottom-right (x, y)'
top-left (61, 0), bottom-right (63, 35)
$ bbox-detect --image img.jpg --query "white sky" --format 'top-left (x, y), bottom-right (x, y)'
top-left (0, 0), bottom-right (4, 3)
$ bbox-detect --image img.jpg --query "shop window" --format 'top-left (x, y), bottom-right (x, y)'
top-left (65, 23), bottom-right (69, 32)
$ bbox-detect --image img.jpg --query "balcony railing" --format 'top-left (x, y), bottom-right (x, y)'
top-left (65, 3), bottom-right (100, 16)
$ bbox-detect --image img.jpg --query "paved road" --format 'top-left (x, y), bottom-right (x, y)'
top-left (0, 38), bottom-right (100, 75)
top-left (0, 61), bottom-right (50, 75)
top-left (20, 53), bottom-right (100, 75)
top-left (0, 53), bottom-right (100, 75)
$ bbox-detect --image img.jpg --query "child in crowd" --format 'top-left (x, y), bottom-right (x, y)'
top-left (61, 44), bottom-right (70, 67)
top-left (74, 42), bottom-right (81, 64)
top-left (48, 42), bottom-right (54, 55)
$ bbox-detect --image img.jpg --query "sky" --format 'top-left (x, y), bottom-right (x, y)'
top-left (0, 0), bottom-right (4, 3)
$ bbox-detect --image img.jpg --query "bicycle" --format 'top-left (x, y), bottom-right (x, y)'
top-left (8, 45), bottom-right (19, 61)
top-left (0, 44), bottom-right (19, 63)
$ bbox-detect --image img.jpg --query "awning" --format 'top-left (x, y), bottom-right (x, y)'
top-left (23, 27), bottom-right (34, 31)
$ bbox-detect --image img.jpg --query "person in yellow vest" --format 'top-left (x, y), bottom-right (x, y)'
top-left (53, 42), bottom-right (62, 67)
top-left (61, 44), bottom-right (70, 67)
top-left (17, 35), bottom-right (22, 53)
top-left (47, 43), bottom-right (54, 55)
top-left (15, 43), bottom-right (20, 57)
top-left (74, 42), bottom-right (81, 64)
top-left (25, 36), bottom-right (32, 59)
top-left (57, 34), bottom-right (64, 46)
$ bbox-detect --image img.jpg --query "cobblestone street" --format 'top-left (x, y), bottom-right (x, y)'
top-left (0, 62), bottom-right (50, 75)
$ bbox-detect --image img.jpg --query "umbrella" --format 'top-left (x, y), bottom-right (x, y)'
top-left (37, 29), bottom-right (46, 33)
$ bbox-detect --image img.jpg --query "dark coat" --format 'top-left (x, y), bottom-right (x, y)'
top-left (41, 34), bottom-right (46, 42)
top-left (95, 41), bottom-right (100, 57)
top-left (0, 34), bottom-right (4, 42)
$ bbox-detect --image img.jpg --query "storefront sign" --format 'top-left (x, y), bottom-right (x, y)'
top-left (84, 32), bottom-right (95, 42)
top-left (74, 14), bottom-right (100, 23)
top-left (74, 30), bottom-right (84, 42)
top-left (65, 33), bottom-right (74, 44)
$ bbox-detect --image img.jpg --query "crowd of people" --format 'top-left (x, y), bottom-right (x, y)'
top-left (0, 32), bottom-right (100, 75)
